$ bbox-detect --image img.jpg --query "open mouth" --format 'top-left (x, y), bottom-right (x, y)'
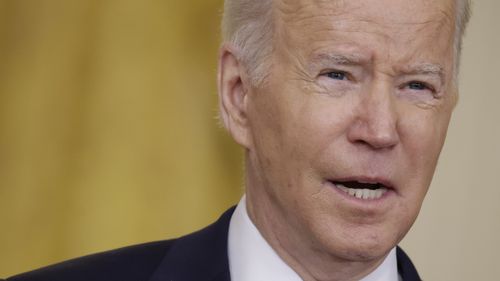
top-left (330, 180), bottom-right (389, 200)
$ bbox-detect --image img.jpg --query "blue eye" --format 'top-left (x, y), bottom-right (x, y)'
top-left (326, 71), bottom-right (347, 80)
top-left (408, 81), bottom-right (428, 90)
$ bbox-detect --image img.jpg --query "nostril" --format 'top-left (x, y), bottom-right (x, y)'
top-left (347, 120), bottom-right (400, 150)
top-left (352, 136), bottom-right (398, 150)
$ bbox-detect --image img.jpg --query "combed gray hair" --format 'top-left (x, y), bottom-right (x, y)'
top-left (222, 0), bottom-right (472, 87)
top-left (455, 0), bottom-right (473, 72)
top-left (221, 0), bottom-right (274, 86)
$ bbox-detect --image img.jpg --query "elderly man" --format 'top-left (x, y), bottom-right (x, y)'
top-left (4, 0), bottom-right (471, 280)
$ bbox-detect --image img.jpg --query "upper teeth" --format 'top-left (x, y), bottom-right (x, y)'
top-left (335, 184), bottom-right (387, 200)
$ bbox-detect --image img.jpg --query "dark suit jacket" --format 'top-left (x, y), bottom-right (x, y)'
top-left (4, 207), bottom-right (421, 281)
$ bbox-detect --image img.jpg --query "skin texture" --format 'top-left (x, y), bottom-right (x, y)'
top-left (218, 0), bottom-right (457, 280)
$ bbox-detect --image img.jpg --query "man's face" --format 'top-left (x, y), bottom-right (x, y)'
top-left (244, 0), bottom-right (457, 264)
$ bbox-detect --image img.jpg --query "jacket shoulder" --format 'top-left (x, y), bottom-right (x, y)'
top-left (7, 240), bottom-right (173, 281)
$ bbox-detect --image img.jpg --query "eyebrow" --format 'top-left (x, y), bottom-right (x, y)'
top-left (310, 53), bottom-right (367, 66)
top-left (401, 63), bottom-right (445, 77)
top-left (308, 53), bottom-right (446, 82)
top-left (314, 53), bottom-right (444, 72)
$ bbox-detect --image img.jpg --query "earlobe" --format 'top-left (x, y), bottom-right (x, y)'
top-left (217, 45), bottom-right (252, 148)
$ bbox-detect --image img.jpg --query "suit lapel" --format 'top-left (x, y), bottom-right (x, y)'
top-left (148, 207), bottom-right (235, 281)
top-left (396, 247), bottom-right (421, 281)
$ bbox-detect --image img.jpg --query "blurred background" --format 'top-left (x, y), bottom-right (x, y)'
top-left (0, 0), bottom-right (498, 280)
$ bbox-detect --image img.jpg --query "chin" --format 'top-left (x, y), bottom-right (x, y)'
top-left (337, 239), bottom-right (394, 262)
top-left (312, 220), bottom-right (404, 262)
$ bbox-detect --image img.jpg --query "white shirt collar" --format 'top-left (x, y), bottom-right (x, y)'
top-left (228, 196), bottom-right (401, 281)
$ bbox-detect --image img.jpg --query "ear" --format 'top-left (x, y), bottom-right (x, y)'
top-left (217, 45), bottom-right (252, 148)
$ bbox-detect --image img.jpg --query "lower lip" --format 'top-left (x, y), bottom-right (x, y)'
top-left (326, 181), bottom-right (395, 209)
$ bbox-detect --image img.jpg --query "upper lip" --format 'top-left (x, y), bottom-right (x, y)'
top-left (328, 176), bottom-right (395, 190)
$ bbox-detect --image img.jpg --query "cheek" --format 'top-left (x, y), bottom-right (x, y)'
top-left (400, 109), bottom-right (451, 186)
top-left (246, 87), bottom-right (313, 190)
top-left (285, 96), bottom-right (357, 158)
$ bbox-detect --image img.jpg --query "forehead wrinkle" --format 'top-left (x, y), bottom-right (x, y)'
top-left (276, 0), bottom-right (347, 29)
top-left (276, 5), bottom-right (395, 54)
top-left (411, 8), bottom-right (454, 38)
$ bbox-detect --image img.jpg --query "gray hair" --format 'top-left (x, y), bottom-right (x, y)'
top-left (455, 0), bottom-right (473, 73)
top-left (221, 0), bottom-right (274, 86)
top-left (222, 0), bottom-right (472, 87)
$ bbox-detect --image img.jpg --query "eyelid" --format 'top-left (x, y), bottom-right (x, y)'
top-left (400, 80), bottom-right (447, 101)
top-left (320, 69), bottom-right (354, 81)
top-left (403, 80), bottom-right (437, 92)
top-left (320, 69), bottom-right (346, 75)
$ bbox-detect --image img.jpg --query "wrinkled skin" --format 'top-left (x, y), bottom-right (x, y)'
top-left (219, 0), bottom-right (458, 280)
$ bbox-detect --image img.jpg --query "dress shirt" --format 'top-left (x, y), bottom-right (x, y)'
top-left (228, 195), bottom-right (401, 281)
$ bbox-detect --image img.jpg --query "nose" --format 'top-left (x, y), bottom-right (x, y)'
top-left (346, 81), bottom-right (400, 150)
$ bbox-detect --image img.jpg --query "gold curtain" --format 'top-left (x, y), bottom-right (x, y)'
top-left (0, 0), bottom-right (243, 276)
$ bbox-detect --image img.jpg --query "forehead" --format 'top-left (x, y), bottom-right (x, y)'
top-left (277, 0), bottom-right (455, 26)
top-left (275, 0), bottom-right (456, 66)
